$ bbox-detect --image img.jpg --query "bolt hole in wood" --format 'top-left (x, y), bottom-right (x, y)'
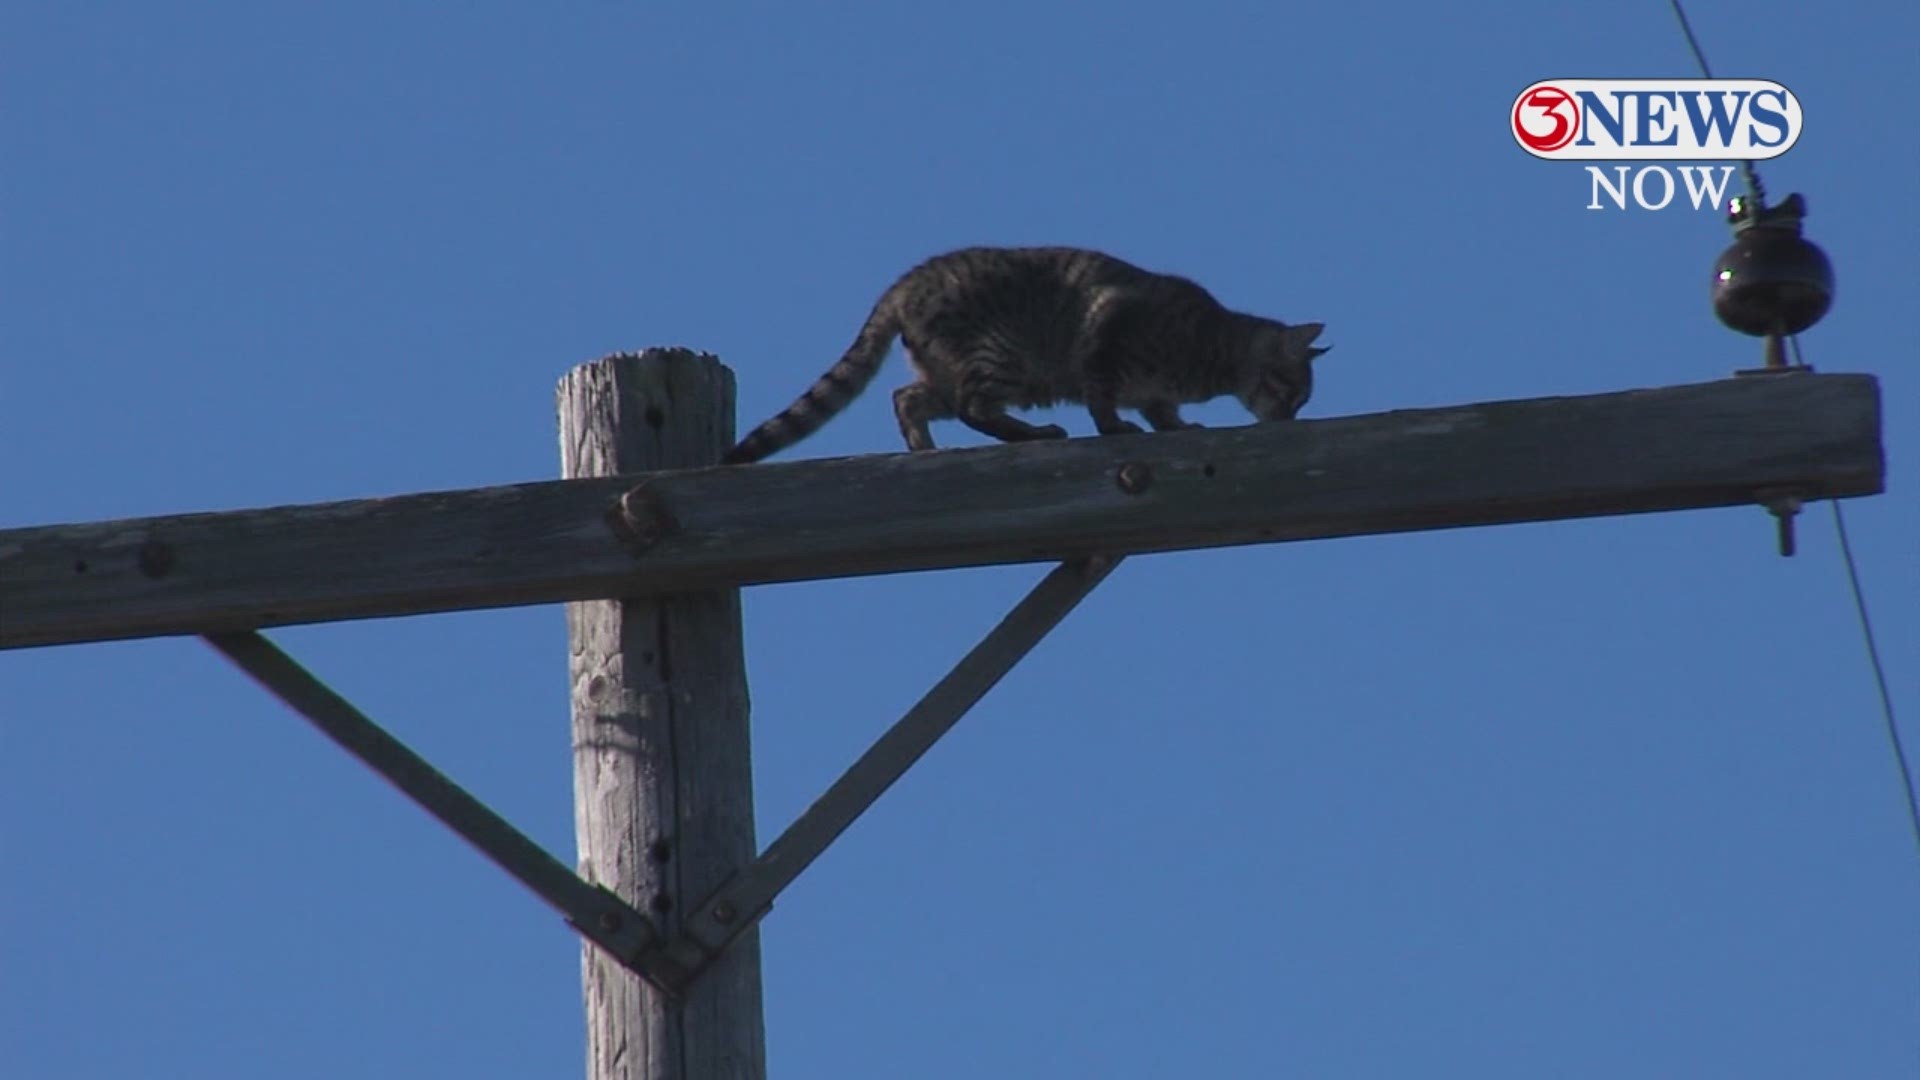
top-left (643, 406), bottom-right (665, 430)
top-left (1202, 463), bottom-right (1216, 478)
top-left (648, 839), bottom-right (672, 864)
top-left (649, 893), bottom-right (674, 914)
top-left (72, 559), bottom-right (87, 573)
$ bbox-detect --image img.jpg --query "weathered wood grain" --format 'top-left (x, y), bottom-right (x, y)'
top-left (561, 351), bottom-right (766, 1080)
top-left (203, 629), bottom-right (678, 988)
top-left (0, 373), bottom-right (1884, 650)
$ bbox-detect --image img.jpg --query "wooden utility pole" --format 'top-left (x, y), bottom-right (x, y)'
top-left (559, 351), bottom-right (766, 1080)
top-left (0, 362), bottom-right (1887, 1079)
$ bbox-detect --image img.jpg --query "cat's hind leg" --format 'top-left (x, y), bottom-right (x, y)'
top-left (953, 367), bottom-right (1066, 443)
top-left (956, 394), bottom-right (1067, 442)
top-left (892, 382), bottom-right (951, 451)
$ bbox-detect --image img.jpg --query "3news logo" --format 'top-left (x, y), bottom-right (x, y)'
top-left (1510, 79), bottom-right (1803, 211)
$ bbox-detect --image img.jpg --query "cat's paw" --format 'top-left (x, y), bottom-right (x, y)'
top-left (1031, 424), bottom-right (1069, 440)
top-left (1097, 419), bottom-right (1145, 436)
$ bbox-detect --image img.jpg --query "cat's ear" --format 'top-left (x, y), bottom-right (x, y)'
top-left (1281, 322), bottom-right (1326, 356)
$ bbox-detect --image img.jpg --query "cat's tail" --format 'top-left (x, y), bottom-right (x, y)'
top-left (721, 294), bottom-right (902, 465)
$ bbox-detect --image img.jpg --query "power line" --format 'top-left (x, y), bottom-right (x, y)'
top-left (1829, 497), bottom-right (1917, 850)
top-left (1667, 1), bottom-right (1915, 858)
top-left (1782, 336), bottom-right (1920, 854)
top-left (1666, 0), bottom-right (1768, 204)
top-left (1666, 0), bottom-right (1717, 77)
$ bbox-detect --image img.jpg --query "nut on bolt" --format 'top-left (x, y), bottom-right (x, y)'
top-left (1755, 487), bottom-right (1803, 558)
top-left (711, 901), bottom-right (737, 924)
top-left (1765, 494), bottom-right (1802, 558)
top-left (613, 480), bottom-right (681, 553)
top-left (1115, 462), bottom-right (1153, 495)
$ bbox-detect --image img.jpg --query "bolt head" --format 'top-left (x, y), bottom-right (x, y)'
top-left (1116, 462), bottom-right (1154, 495)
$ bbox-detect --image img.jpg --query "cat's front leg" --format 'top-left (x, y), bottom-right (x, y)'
top-left (1140, 401), bottom-right (1203, 432)
top-left (1083, 383), bottom-right (1144, 437)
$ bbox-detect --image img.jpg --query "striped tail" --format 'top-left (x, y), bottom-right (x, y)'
top-left (722, 297), bottom-right (902, 464)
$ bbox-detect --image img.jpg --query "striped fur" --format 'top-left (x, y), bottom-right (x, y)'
top-left (722, 246), bottom-right (1330, 464)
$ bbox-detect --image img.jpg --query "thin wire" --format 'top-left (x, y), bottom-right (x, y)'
top-left (1667, 0), bottom-right (1717, 77)
top-left (1674, 7), bottom-right (1914, 857)
top-left (1667, 0), bottom-right (1768, 204)
top-left (1679, 0), bottom-right (1920, 1036)
top-left (1829, 497), bottom-right (1920, 853)
top-left (1786, 337), bottom-right (1920, 854)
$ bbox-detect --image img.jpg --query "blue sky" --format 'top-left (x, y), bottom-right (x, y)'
top-left (4, 2), bottom-right (1915, 1077)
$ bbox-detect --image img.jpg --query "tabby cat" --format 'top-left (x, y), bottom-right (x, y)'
top-left (722, 246), bottom-right (1330, 464)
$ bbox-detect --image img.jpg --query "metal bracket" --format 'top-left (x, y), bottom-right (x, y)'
top-left (204, 631), bottom-right (691, 992)
top-left (1730, 331), bottom-right (1814, 378)
top-left (1732, 355), bottom-right (1810, 556)
top-left (661, 555), bottom-right (1123, 979)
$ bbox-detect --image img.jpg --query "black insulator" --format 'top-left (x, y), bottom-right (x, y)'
top-left (1711, 192), bottom-right (1834, 337)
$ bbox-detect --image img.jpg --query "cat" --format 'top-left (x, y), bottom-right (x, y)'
top-left (722, 245), bottom-right (1330, 464)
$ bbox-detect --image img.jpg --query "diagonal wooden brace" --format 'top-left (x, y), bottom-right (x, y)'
top-left (204, 631), bottom-right (692, 992)
top-left (654, 555), bottom-right (1122, 981)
